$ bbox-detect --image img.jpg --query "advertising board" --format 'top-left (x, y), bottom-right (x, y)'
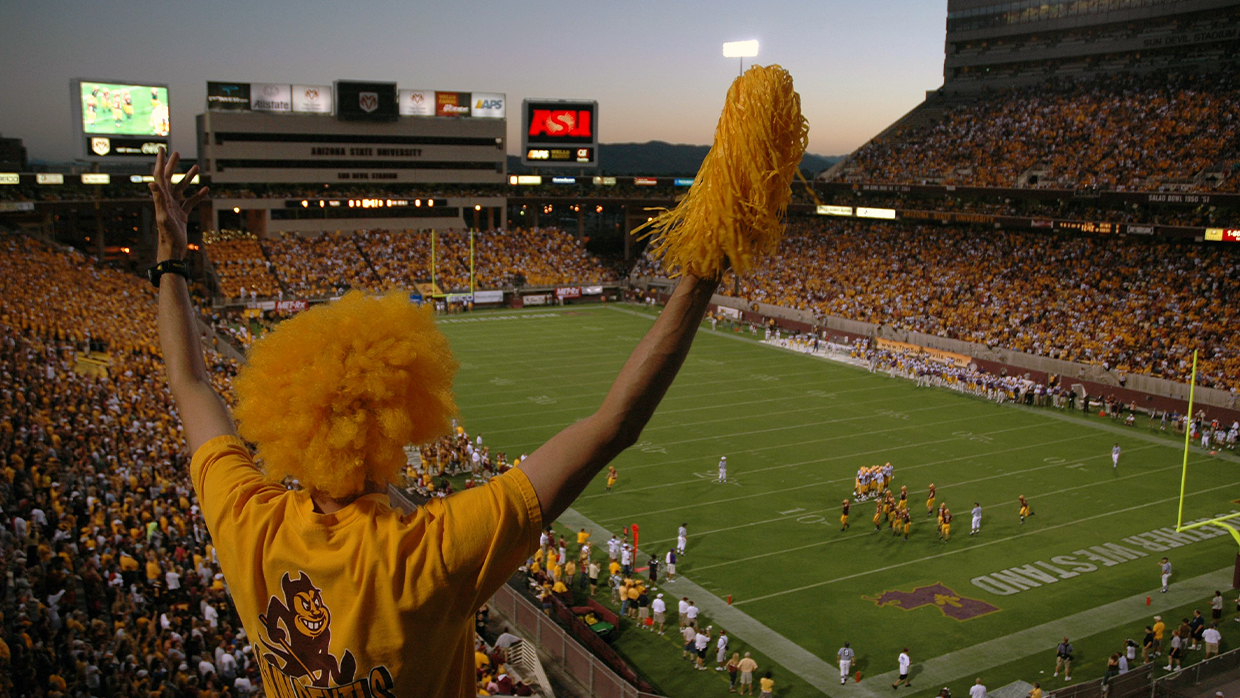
top-left (335, 81), bottom-right (399, 121)
top-left (292, 85), bottom-right (333, 113)
top-left (250, 83), bottom-right (292, 112)
top-left (399, 90), bottom-right (435, 116)
top-left (470, 92), bottom-right (506, 118)
top-left (522, 99), bottom-right (598, 168)
top-left (207, 82), bottom-right (251, 111)
top-left (473, 290), bottom-right (504, 303)
top-left (436, 92), bottom-right (472, 118)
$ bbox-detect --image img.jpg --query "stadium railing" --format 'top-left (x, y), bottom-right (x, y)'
top-left (1154, 647), bottom-right (1240, 698)
top-left (1046, 663), bottom-right (1153, 698)
top-left (490, 580), bottom-right (667, 698)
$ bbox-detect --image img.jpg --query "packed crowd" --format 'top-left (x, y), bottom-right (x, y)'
top-left (840, 72), bottom-right (1240, 191)
top-left (201, 239), bottom-right (279, 300)
top-left (0, 233), bottom-right (255, 697)
top-left (205, 227), bottom-right (618, 300)
top-left (705, 219), bottom-right (1240, 390)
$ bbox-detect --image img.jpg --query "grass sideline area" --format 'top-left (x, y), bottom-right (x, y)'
top-left (439, 304), bottom-right (1240, 697)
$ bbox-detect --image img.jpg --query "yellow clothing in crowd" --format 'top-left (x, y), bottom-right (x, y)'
top-left (192, 436), bottom-right (542, 698)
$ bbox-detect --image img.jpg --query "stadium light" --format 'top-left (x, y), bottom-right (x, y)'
top-left (723, 39), bottom-right (759, 75)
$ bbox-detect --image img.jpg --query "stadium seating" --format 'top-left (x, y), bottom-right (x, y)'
top-left (838, 72), bottom-right (1240, 191)
top-left (634, 219), bottom-right (1240, 392)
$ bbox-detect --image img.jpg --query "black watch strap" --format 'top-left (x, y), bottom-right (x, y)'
top-left (148, 259), bottom-right (189, 288)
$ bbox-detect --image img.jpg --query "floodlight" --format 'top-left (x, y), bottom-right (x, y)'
top-left (722, 40), bottom-right (759, 58)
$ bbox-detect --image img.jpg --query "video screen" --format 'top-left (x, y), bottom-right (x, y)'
top-left (80, 82), bottom-right (170, 137)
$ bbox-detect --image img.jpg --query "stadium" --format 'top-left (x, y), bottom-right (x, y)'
top-left (1, 1), bottom-right (1240, 698)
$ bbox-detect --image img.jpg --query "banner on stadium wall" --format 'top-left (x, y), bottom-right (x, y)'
top-left (207, 82), bottom-right (251, 111)
top-left (523, 294), bottom-right (551, 306)
top-left (473, 290), bottom-right (504, 303)
top-left (292, 85), bottom-right (332, 113)
top-left (250, 83), bottom-right (292, 112)
top-left (876, 338), bottom-right (971, 368)
top-left (717, 306), bottom-right (741, 319)
top-left (555, 287), bottom-right (581, 299)
top-left (447, 293), bottom-right (473, 303)
top-left (0, 201), bottom-right (34, 212)
top-left (582, 286), bottom-right (603, 296)
top-left (246, 300), bottom-right (276, 310)
top-left (275, 300), bottom-right (308, 312)
top-left (470, 92), bottom-right (505, 118)
top-left (399, 90), bottom-right (434, 116)
top-left (435, 92), bottom-right (472, 118)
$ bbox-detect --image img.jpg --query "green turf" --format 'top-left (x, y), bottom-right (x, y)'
top-left (440, 305), bottom-right (1240, 698)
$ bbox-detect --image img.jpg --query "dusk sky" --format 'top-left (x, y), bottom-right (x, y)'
top-left (1, 0), bottom-right (947, 163)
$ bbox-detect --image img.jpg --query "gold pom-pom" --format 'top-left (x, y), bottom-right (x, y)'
top-left (637, 64), bottom-right (809, 278)
top-left (232, 291), bottom-right (458, 499)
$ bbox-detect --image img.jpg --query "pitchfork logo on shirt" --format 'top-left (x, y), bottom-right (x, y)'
top-left (255, 571), bottom-right (396, 697)
top-left (358, 92), bottom-right (378, 113)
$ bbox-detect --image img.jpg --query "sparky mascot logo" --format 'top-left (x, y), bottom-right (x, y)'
top-left (862, 582), bottom-right (999, 621)
top-left (257, 572), bottom-right (396, 698)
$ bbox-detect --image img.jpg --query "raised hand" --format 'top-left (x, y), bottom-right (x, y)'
top-left (149, 148), bottom-right (209, 261)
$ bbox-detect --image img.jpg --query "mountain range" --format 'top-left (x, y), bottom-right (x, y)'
top-left (508, 141), bottom-right (842, 177)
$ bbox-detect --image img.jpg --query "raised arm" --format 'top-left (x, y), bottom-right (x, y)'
top-left (519, 274), bottom-right (717, 521)
top-left (151, 149), bottom-right (236, 454)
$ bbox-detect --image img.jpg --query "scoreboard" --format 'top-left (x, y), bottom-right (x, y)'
top-left (521, 99), bottom-right (598, 168)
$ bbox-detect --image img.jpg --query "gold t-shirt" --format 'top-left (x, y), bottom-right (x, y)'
top-left (191, 436), bottom-right (542, 698)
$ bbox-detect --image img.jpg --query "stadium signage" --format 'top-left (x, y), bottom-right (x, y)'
top-left (817, 205), bottom-right (853, 216)
top-left (292, 85), bottom-right (332, 113)
top-left (1205, 228), bottom-right (1240, 243)
top-left (634, 177), bottom-right (658, 186)
top-left (81, 174), bottom-right (110, 185)
top-left (207, 82), bottom-right (251, 110)
top-left (555, 287), bottom-right (582, 299)
top-left (275, 300), bottom-right (309, 313)
top-left (473, 290), bottom-right (504, 303)
top-left (436, 92), bottom-right (472, 118)
top-left (36, 174), bottom-right (64, 185)
top-left (470, 92), bottom-right (506, 118)
top-left (399, 90), bottom-right (434, 116)
top-left (522, 99), bottom-right (599, 168)
top-left (0, 201), bottom-right (34, 212)
top-left (857, 207), bottom-right (897, 220)
top-left (335, 81), bottom-right (399, 121)
top-left (582, 286), bottom-right (603, 295)
top-left (1126, 225), bottom-right (1154, 236)
top-left (551, 177), bottom-right (576, 185)
top-left (0, 174), bottom-right (19, 185)
top-left (522, 294), bottom-right (551, 306)
top-left (971, 515), bottom-right (1235, 597)
top-left (251, 83), bottom-right (292, 112)
top-left (592, 176), bottom-right (617, 186)
top-left (674, 178), bottom-right (695, 187)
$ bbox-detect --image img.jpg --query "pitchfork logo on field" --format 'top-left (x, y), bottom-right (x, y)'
top-left (358, 92), bottom-right (378, 113)
top-left (863, 582), bottom-right (999, 621)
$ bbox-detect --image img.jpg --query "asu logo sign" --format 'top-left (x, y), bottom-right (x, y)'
top-left (529, 109), bottom-right (592, 138)
top-left (358, 92), bottom-right (378, 113)
top-left (863, 582), bottom-right (999, 621)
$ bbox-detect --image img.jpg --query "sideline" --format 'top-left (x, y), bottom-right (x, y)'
top-left (857, 567), bottom-right (1233, 691)
top-left (556, 508), bottom-right (866, 698)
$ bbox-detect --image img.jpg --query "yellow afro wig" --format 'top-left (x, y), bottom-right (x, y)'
top-left (232, 291), bottom-right (458, 498)
top-left (637, 64), bottom-right (809, 279)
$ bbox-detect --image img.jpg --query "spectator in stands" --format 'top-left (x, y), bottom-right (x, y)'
top-left (148, 149), bottom-right (718, 696)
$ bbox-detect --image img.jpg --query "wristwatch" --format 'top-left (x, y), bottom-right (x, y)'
top-left (147, 259), bottom-right (189, 288)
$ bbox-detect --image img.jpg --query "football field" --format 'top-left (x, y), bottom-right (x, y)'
top-left (439, 304), bottom-right (1240, 697)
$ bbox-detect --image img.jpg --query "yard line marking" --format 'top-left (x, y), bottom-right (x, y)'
top-left (685, 450), bottom-right (1180, 570)
top-left (472, 381), bottom-right (909, 435)
top-left (637, 444), bottom-right (1162, 546)
top-left (733, 478), bottom-right (1236, 606)
top-left (589, 423), bottom-right (1082, 512)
